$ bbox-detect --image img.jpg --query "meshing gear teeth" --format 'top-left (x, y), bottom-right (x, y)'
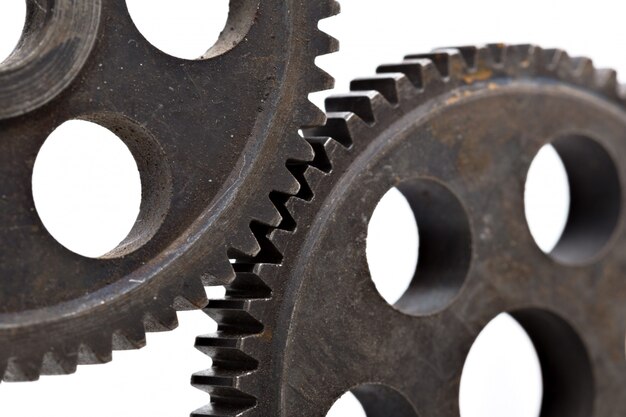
top-left (194, 44), bottom-right (626, 416)
top-left (0, 0), bottom-right (339, 381)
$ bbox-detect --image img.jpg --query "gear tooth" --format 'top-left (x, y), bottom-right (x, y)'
top-left (404, 52), bottom-right (453, 77)
top-left (228, 272), bottom-right (271, 299)
top-left (255, 262), bottom-right (280, 276)
top-left (40, 349), bottom-right (78, 375)
top-left (305, 136), bottom-right (333, 172)
top-left (311, 28), bottom-right (339, 57)
top-left (191, 367), bottom-right (257, 415)
top-left (445, 46), bottom-right (478, 69)
top-left (4, 356), bottom-right (42, 382)
top-left (275, 163), bottom-right (306, 196)
top-left (191, 401), bottom-right (255, 417)
top-left (203, 307), bottom-right (263, 335)
top-left (308, 65), bottom-right (335, 94)
top-left (266, 227), bottom-right (294, 258)
top-left (505, 44), bottom-right (533, 61)
top-left (325, 92), bottom-right (382, 124)
top-left (378, 59), bottom-right (444, 89)
top-left (500, 44), bottom-right (536, 72)
top-left (525, 45), bottom-right (546, 68)
top-left (309, 133), bottom-right (355, 174)
top-left (307, 112), bottom-right (369, 148)
top-left (269, 191), bottom-right (297, 231)
top-left (429, 48), bottom-right (475, 77)
top-left (469, 45), bottom-right (497, 70)
top-left (143, 306), bottom-right (179, 332)
top-left (552, 49), bottom-right (575, 73)
top-left (290, 132), bottom-right (316, 163)
top-left (320, 133), bottom-right (348, 158)
top-left (111, 323), bottom-right (146, 350)
top-left (485, 43), bottom-right (507, 64)
top-left (77, 339), bottom-right (112, 365)
top-left (195, 332), bottom-right (258, 369)
top-left (275, 138), bottom-right (314, 198)
top-left (541, 48), bottom-right (561, 69)
top-left (298, 99), bottom-right (330, 129)
top-left (228, 228), bottom-right (262, 260)
top-left (302, 165), bottom-right (329, 193)
top-left (202, 252), bottom-right (236, 287)
top-left (594, 68), bottom-right (619, 97)
top-left (173, 276), bottom-right (209, 311)
top-left (350, 73), bottom-right (409, 104)
top-left (328, 0), bottom-right (341, 17)
top-left (284, 197), bottom-right (310, 222)
top-left (251, 194), bottom-right (283, 228)
top-left (569, 56), bottom-right (596, 85)
top-left (192, 368), bottom-right (256, 390)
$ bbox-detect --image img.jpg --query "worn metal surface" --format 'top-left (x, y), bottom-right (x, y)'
top-left (0, 0), bottom-right (338, 380)
top-left (195, 45), bottom-right (626, 416)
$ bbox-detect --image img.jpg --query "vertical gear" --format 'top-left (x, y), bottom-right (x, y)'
top-left (0, 0), bottom-right (339, 381)
top-left (194, 45), bottom-right (626, 416)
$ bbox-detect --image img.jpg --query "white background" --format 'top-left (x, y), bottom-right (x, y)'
top-left (1, 0), bottom-right (624, 416)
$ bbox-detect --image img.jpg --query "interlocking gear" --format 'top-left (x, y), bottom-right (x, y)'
top-left (0, 0), bottom-right (338, 381)
top-left (193, 45), bottom-right (626, 416)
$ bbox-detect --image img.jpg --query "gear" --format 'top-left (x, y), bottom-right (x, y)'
top-left (0, 0), bottom-right (338, 381)
top-left (193, 45), bottom-right (626, 416)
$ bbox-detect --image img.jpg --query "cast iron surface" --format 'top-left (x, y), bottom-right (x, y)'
top-left (194, 45), bottom-right (626, 416)
top-left (0, 0), bottom-right (338, 381)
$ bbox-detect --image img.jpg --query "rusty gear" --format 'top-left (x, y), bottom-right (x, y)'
top-left (0, 0), bottom-right (338, 381)
top-left (194, 45), bottom-right (626, 416)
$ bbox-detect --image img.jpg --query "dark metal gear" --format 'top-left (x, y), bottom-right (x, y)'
top-left (0, 0), bottom-right (338, 380)
top-left (194, 45), bottom-right (626, 416)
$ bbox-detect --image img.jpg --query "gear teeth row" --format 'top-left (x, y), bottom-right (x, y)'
top-left (191, 3), bottom-right (340, 414)
top-left (193, 44), bottom-right (626, 415)
top-left (0, 278), bottom-right (210, 381)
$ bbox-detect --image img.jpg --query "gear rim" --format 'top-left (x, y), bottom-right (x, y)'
top-left (194, 44), bottom-right (626, 416)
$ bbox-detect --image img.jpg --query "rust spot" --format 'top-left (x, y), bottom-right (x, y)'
top-left (463, 68), bottom-right (493, 84)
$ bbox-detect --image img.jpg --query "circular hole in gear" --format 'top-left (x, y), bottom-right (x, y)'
top-left (525, 135), bottom-right (621, 264)
top-left (366, 187), bottom-right (419, 305)
top-left (0, 0), bottom-right (26, 63)
top-left (460, 310), bottom-right (594, 417)
top-left (524, 144), bottom-right (570, 253)
top-left (126, 0), bottom-right (257, 60)
top-left (366, 179), bottom-right (472, 316)
top-left (32, 120), bottom-right (142, 258)
top-left (326, 384), bottom-right (418, 417)
top-left (459, 313), bottom-right (543, 417)
top-left (327, 392), bottom-right (367, 417)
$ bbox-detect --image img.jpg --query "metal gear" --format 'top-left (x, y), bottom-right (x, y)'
top-left (0, 0), bottom-right (338, 381)
top-left (193, 45), bottom-right (626, 416)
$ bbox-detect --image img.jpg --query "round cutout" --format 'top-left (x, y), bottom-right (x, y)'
top-left (327, 384), bottom-right (418, 417)
top-left (366, 187), bottom-right (419, 305)
top-left (126, 0), bottom-right (230, 59)
top-left (459, 313), bottom-right (543, 417)
top-left (327, 392), bottom-right (366, 417)
top-left (525, 135), bottom-right (621, 264)
top-left (0, 0), bottom-right (26, 63)
top-left (460, 310), bottom-right (594, 417)
top-left (525, 145), bottom-right (570, 253)
top-left (32, 120), bottom-right (142, 258)
top-left (366, 179), bottom-right (472, 316)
